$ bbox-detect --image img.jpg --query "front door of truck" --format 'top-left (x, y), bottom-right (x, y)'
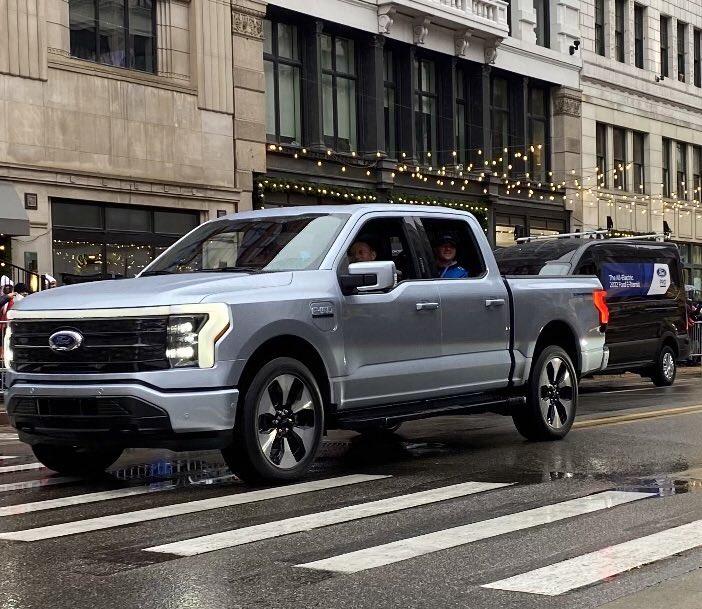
top-left (336, 215), bottom-right (443, 410)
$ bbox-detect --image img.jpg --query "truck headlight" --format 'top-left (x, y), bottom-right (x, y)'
top-left (167, 315), bottom-right (207, 368)
top-left (2, 324), bottom-right (12, 370)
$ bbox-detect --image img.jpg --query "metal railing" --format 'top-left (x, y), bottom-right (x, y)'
top-left (689, 320), bottom-right (702, 359)
top-left (0, 259), bottom-right (43, 293)
top-left (0, 320), bottom-right (7, 395)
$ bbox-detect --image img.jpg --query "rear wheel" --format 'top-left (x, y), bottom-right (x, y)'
top-left (651, 345), bottom-right (676, 387)
top-left (222, 357), bottom-right (324, 483)
top-left (32, 444), bottom-right (123, 476)
top-left (513, 345), bottom-right (577, 441)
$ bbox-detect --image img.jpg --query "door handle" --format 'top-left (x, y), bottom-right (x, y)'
top-left (416, 302), bottom-right (440, 311)
top-left (485, 298), bottom-right (505, 308)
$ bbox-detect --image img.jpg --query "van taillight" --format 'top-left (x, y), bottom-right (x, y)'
top-left (593, 289), bottom-right (609, 326)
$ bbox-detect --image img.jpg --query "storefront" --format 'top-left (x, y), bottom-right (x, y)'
top-left (51, 199), bottom-right (200, 285)
top-left (677, 241), bottom-right (702, 298)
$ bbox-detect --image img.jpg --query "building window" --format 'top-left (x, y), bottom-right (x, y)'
top-left (678, 22), bottom-right (687, 82)
top-left (662, 138), bottom-right (671, 197)
top-left (321, 33), bottom-right (357, 152)
top-left (69, 0), bottom-right (156, 73)
top-left (414, 58), bottom-right (437, 165)
top-left (383, 49), bottom-right (396, 158)
top-left (677, 142), bottom-right (687, 199)
top-left (51, 200), bottom-right (199, 285)
top-left (528, 85), bottom-right (548, 182)
top-left (661, 16), bottom-right (670, 77)
top-left (491, 76), bottom-right (510, 172)
top-left (455, 68), bottom-right (467, 165)
top-left (595, 0), bottom-right (606, 56)
top-left (633, 132), bottom-right (645, 193)
top-left (613, 127), bottom-right (627, 190)
top-left (615, 0), bottom-right (626, 62)
top-left (694, 29), bottom-right (701, 87)
top-left (634, 4), bottom-right (645, 68)
top-left (693, 146), bottom-right (701, 203)
top-left (264, 20), bottom-right (302, 145)
top-left (596, 123), bottom-right (608, 188)
top-left (533, 0), bottom-right (550, 47)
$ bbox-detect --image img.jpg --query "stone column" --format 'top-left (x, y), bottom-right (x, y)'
top-left (157, 0), bottom-right (191, 83)
top-left (231, 0), bottom-right (267, 211)
top-left (648, 133), bottom-right (664, 233)
top-left (551, 87), bottom-right (581, 223)
top-left (360, 35), bottom-right (386, 157)
top-left (46, 0), bottom-right (69, 61)
top-left (509, 0), bottom-right (537, 43)
top-left (1, 0), bottom-right (48, 80)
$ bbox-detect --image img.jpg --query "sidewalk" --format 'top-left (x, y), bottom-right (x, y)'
top-left (597, 567), bottom-right (702, 609)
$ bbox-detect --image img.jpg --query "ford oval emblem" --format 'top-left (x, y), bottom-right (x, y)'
top-left (48, 330), bottom-right (84, 352)
top-left (657, 267), bottom-right (667, 277)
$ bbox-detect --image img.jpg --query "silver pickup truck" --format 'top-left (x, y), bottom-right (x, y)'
top-left (4, 205), bottom-right (608, 482)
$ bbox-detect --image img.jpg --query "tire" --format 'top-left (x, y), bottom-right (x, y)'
top-left (32, 444), bottom-right (123, 476)
top-left (513, 345), bottom-right (578, 441)
top-left (222, 357), bottom-right (325, 483)
top-left (651, 345), bottom-right (676, 387)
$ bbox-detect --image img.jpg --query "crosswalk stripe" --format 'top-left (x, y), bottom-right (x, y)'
top-left (0, 474), bottom-right (387, 542)
top-left (0, 483), bottom-right (176, 517)
top-left (0, 463), bottom-right (44, 474)
top-left (0, 477), bottom-right (79, 494)
top-left (298, 490), bottom-right (653, 574)
top-left (0, 456), bottom-right (20, 462)
top-left (144, 481), bottom-right (511, 557)
top-left (482, 519), bottom-right (702, 596)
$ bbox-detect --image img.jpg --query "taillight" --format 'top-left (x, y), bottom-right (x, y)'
top-left (593, 289), bottom-right (609, 326)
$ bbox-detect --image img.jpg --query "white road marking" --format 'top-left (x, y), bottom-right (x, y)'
top-left (0, 463), bottom-right (45, 474)
top-left (0, 477), bottom-right (79, 494)
top-left (298, 490), bottom-right (653, 574)
top-left (586, 380), bottom-right (694, 395)
top-left (483, 519), bottom-right (702, 596)
top-left (0, 484), bottom-right (176, 517)
top-left (0, 474), bottom-right (387, 542)
top-left (144, 481), bottom-right (511, 557)
top-left (0, 456), bottom-right (20, 462)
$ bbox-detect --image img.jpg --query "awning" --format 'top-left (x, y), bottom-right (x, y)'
top-left (0, 182), bottom-right (30, 236)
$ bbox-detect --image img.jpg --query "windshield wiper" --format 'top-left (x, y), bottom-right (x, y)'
top-left (140, 270), bottom-right (174, 277)
top-left (197, 266), bottom-right (264, 274)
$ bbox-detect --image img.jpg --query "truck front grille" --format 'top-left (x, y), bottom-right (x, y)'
top-left (10, 317), bottom-right (169, 374)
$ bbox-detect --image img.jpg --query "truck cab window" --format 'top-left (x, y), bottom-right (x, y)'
top-left (418, 217), bottom-right (486, 278)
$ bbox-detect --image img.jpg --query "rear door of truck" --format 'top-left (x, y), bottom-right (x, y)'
top-left (412, 213), bottom-right (511, 393)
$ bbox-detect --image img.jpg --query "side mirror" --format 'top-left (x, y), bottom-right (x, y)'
top-left (339, 261), bottom-right (397, 295)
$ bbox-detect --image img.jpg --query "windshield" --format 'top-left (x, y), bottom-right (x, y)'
top-left (142, 213), bottom-right (349, 275)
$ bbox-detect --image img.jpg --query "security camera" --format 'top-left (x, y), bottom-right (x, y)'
top-left (573, 39), bottom-right (580, 49)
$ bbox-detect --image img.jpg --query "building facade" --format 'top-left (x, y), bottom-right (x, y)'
top-left (1, 0), bottom-right (267, 285)
top-left (260, 0), bottom-right (584, 247)
top-left (578, 0), bottom-right (702, 289)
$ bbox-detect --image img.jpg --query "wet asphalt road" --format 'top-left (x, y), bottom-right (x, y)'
top-left (1, 371), bottom-right (702, 609)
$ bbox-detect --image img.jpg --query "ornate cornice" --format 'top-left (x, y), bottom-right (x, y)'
top-left (553, 90), bottom-right (582, 117)
top-left (232, 9), bottom-right (263, 40)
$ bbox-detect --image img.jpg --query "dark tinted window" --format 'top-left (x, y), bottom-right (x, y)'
top-left (154, 210), bottom-right (199, 235)
top-left (105, 206), bottom-right (150, 232)
top-left (494, 240), bottom-right (583, 275)
top-left (52, 201), bottom-right (102, 229)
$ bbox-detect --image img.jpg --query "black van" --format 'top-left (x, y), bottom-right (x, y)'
top-left (495, 239), bottom-right (690, 386)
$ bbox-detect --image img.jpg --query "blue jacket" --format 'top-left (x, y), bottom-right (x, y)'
top-left (440, 262), bottom-right (469, 279)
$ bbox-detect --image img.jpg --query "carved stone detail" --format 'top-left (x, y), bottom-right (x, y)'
top-left (553, 90), bottom-right (582, 117)
top-left (454, 30), bottom-right (471, 57)
top-left (48, 47), bottom-right (70, 58)
top-left (232, 10), bottom-right (263, 39)
top-left (378, 6), bottom-right (396, 35)
top-left (413, 17), bottom-right (430, 45)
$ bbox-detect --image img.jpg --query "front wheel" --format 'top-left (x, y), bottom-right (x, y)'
top-left (513, 345), bottom-right (577, 441)
top-left (651, 345), bottom-right (676, 387)
top-left (222, 357), bottom-right (324, 483)
top-left (32, 444), bottom-right (123, 476)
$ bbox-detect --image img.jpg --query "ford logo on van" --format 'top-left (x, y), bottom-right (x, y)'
top-left (48, 330), bottom-right (84, 352)
top-left (657, 267), bottom-right (667, 277)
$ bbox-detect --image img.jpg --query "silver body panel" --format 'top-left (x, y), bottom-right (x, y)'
top-left (5, 205), bottom-right (606, 440)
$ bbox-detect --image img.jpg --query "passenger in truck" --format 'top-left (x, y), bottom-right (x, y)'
top-left (434, 235), bottom-right (469, 279)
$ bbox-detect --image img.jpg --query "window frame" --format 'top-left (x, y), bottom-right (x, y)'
top-left (676, 141), bottom-right (687, 200)
top-left (661, 16), bottom-right (670, 77)
top-left (662, 137), bottom-right (672, 198)
top-left (69, 0), bottom-right (157, 73)
top-left (634, 4), bottom-right (645, 68)
top-left (414, 57), bottom-right (439, 166)
top-left (678, 21), bottom-right (687, 82)
top-left (613, 126), bottom-right (627, 191)
top-left (321, 32), bottom-right (359, 153)
top-left (615, 0), bottom-right (626, 63)
top-left (693, 146), bottom-right (701, 203)
top-left (596, 122), bottom-right (608, 188)
top-left (383, 48), bottom-right (397, 159)
top-left (264, 20), bottom-right (303, 145)
top-left (633, 131), bottom-right (645, 193)
top-left (527, 84), bottom-right (549, 182)
top-left (595, 0), bottom-right (606, 56)
top-left (490, 75), bottom-right (510, 173)
top-left (694, 28), bottom-right (701, 88)
top-left (533, 0), bottom-right (550, 48)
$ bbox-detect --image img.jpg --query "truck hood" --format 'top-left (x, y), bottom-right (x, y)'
top-left (13, 272), bottom-right (294, 311)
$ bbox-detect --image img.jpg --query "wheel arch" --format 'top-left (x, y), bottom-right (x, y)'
top-left (531, 320), bottom-right (581, 376)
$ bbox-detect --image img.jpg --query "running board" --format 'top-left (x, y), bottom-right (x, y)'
top-left (333, 394), bottom-right (526, 430)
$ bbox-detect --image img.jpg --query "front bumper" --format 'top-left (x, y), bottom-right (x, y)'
top-left (5, 382), bottom-right (238, 448)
